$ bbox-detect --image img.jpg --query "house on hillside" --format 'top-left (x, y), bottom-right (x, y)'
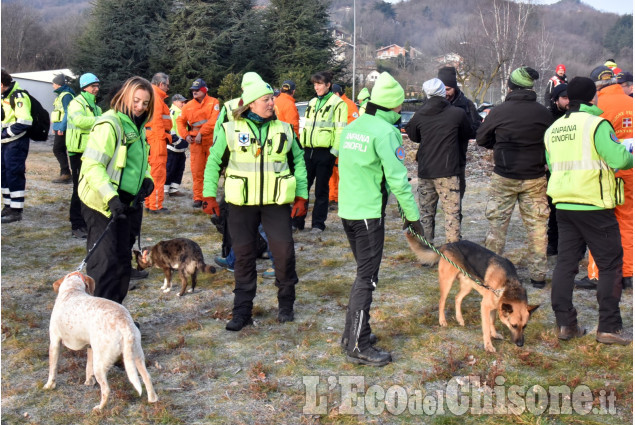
top-left (433, 52), bottom-right (463, 70)
top-left (376, 44), bottom-right (421, 60)
top-left (11, 69), bottom-right (76, 115)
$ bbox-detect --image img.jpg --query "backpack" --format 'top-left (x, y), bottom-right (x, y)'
top-left (9, 89), bottom-right (51, 141)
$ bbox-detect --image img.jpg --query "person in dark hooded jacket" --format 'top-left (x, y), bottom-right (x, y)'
top-left (476, 66), bottom-right (552, 289)
top-left (406, 78), bottom-right (471, 244)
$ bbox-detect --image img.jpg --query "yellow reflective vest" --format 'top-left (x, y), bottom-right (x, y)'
top-left (223, 119), bottom-right (297, 206)
top-left (545, 111), bottom-right (618, 209)
top-left (66, 92), bottom-right (102, 153)
top-left (300, 93), bottom-right (347, 152)
top-left (51, 90), bottom-right (73, 123)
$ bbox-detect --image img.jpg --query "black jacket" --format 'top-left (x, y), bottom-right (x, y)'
top-left (449, 89), bottom-right (482, 138)
top-left (476, 89), bottom-right (552, 180)
top-left (406, 96), bottom-right (471, 179)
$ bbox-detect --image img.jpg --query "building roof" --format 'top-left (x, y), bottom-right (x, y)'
top-left (10, 69), bottom-right (77, 83)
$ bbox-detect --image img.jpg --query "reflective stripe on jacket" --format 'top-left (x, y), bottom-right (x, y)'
top-left (545, 111), bottom-right (617, 209)
top-left (79, 110), bottom-right (151, 217)
top-left (224, 119), bottom-right (296, 206)
top-left (300, 93), bottom-right (347, 151)
top-left (66, 92), bottom-right (102, 153)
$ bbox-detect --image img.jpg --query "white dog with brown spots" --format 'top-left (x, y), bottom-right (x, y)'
top-left (44, 271), bottom-right (158, 410)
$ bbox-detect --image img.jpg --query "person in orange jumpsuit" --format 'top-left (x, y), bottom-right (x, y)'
top-left (576, 66), bottom-right (633, 290)
top-left (176, 78), bottom-right (220, 208)
top-left (145, 73), bottom-right (173, 213)
top-left (273, 80), bottom-right (299, 138)
top-left (328, 84), bottom-right (359, 209)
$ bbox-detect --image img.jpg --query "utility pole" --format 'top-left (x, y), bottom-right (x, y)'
top-left (352, 0), bottom-right (356, 99)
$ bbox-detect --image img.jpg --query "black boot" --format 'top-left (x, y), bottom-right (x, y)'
top-left (226, 315), bottom-right (253, 331)
top-left (623, 276), bottom-right (633, 289)
top-left (278, 308), bottom-right (294, 323)
top-left (340, 333), bottom-right (377, 352)
top-left (345, 309), bottom-right (391, 367)
top-left (1, 208), bottom-right (22, 224)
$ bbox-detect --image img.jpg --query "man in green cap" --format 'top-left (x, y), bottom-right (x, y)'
top-left (476, 66), bottom-right (553, 289)
top-left (357, 87), bottom-right (370, 115)
top-left (338, 72), bottom-right (422, 366)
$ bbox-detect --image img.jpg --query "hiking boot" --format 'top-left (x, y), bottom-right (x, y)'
top-left (341, 333), bottom-right (378, 352)
top-left (574, 277), bottom-right (598, 290)
top-left (531, 279), bottom-right (546, 289)
top-left (328, 201), bottom-right (338, 211)
top-left (130, 269), bottom-right (149, 280)
top-left (1, 209), bottom-right (22, 224)
top-left (1, 205), bottom-right (11, 217)
top-left (596, 329), bottom-right (632, 345)
top-left (169, 190), bottom-right (185, 197)
top-left (72, 227), bottom-right (88, 239)
top-left (192, 200), bottom-right (203, 208)
top-left (557, 324), bottom-right (587, 341)
top-left (52, 174), bottom-right (72, 184)
top-left (156, 207), bottom-right (170, 214)
top-left (277, 309), bottom-right (294, 323)
top-left (310, 227), bottom-right (324, 234)
top-left (346, 346), bottom-right (392, 367)
top-left (623, 276), bottom-right (632, 289)
top-left (262, 268), bottom-right (275, 278)
top-left (226, 316), bottom-right (253, 331)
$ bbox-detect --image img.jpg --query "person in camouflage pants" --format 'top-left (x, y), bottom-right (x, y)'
top-left (484, 173), bottom-right (549, 282)
top-left (417, 177), bottom-right (461, 243)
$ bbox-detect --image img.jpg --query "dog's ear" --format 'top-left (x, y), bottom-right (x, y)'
top-left (52, 277), bottom-right (64, 293)
top-left (527, 304), bottom-right (540, 316)
top-left (501, 303), bottom-right (513, 317)
top-left (85, 275), bottom-right (96, 295)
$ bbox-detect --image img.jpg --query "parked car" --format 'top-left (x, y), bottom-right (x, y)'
top-left (295, 101), bottom-right (308, 132)
top-left (399, 110), bottom-right (415, 133)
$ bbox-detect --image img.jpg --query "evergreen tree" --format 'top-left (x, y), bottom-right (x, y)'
top-left (264, 0), bottom-right (342, 96)
top-left (71, 0), bottom-right (172, 105)
top-left (156, 0), bottom-right (268, 97)
top-left (603, 15), bottom-right (633, 56)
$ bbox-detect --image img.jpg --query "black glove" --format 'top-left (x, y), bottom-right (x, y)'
top-left (108, 196), bottom-right (127, 221)
top-left (403, 219), bottom-right (424, 237)
top-left (140, 178), bottom-right (154, 198)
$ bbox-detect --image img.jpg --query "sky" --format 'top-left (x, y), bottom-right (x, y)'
top-left (384, 0), bottom-right (633, 15)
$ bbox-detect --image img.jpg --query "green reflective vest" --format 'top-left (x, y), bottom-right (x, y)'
top-left (51, 91), bottom-right (73, 123)
top-left (545, 111), bottom-right (618, 209)
top-left (66, 92), bottom-right (102, 153)
top-left (223, 119), bottom-right (296, 206)
top-left (300, 93), bottom-right (347, 149)
top-left (79, 110), bottom-right (151, 217)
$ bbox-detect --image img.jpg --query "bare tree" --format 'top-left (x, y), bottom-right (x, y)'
top-left (1, 3), bottom-right (44, 72)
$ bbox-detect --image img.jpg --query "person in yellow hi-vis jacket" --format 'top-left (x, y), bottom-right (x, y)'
top-left (79, 76), bottom-right (155, 304)
top-left (202, 73), bottom-right (308, 332)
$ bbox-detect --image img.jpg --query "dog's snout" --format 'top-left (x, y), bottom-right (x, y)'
top-left (515, 337), bottom-right (524, 347)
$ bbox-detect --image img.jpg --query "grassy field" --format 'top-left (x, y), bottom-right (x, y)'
top-left (1, 139), bottom-right (632, 424)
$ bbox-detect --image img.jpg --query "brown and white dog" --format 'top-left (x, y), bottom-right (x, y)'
top-left (406, 233), bottom-right (539, 353)
top-left (44, 271), bottom-right (158, 410)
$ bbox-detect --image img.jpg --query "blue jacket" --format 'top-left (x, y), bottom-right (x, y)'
top-left (52, 85), bottom-right (75, 132)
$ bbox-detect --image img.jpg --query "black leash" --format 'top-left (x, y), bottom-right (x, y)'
top-left (398, 206), bottom-right (503, 297)
top-left (76, 218), bottom-right (115, 272)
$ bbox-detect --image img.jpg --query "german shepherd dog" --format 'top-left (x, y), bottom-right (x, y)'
top-left (405, 233), bottom-right (539, 352)
top-left (134, 238), bottom-right (216, 297)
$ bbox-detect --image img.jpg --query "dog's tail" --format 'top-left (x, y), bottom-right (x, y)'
top-left (122, 326), bottom-right (143, 396)
top-left (405, 231), bottom-right (440, 266)
top-left (199, 262), bottom-right (216, 274)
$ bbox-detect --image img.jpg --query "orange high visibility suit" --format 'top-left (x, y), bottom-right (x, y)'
top-left (176, 94), bottom-right (220, 202)
top-left (588, 83), bottom-right (633, 279)
top-left (145, 85), bottom-right (173, 211)
top-left (274, 92), bottom-right (299, 138)
top-left (329, 93), bottom-right (359, 202)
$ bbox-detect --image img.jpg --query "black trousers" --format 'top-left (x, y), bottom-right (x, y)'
top-left (341, 218), bottom-right (385, 352)
top-left (546, 171), bottom-right (558, 249)
top-left (292, 147), bottom-right (335, 231)
top-left (228, 204), bottom-right (298, 318)
top-left (82, 201), bottom-right (143, 304)
top-left (165, 150), bottom-right (186, 188)
top-left (551, 209), bottom-right (623, 333)
top-left (53, 133), bottom-right (70, 175)
top-left (69, 154), bottom-right (86, 230)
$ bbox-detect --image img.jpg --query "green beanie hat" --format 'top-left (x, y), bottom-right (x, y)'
top-left (370, 72), bottom-right (404, 109)
top-left (357, 87), bottom-right (370, 102)
top-left (241, 72), bottom-right (263, 89)
top-left (509, 66), bottom-right (539, 89)
top-left (241, 75), bottom-right (274, 105)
